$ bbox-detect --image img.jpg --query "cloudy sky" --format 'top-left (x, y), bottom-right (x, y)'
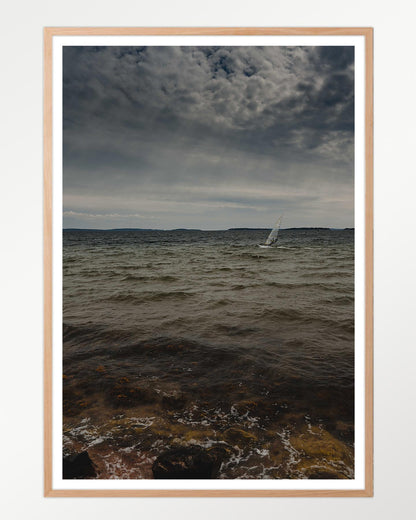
top-left (63, 45), bottom-right (354, 229)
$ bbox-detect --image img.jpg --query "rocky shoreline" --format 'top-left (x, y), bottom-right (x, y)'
top-left (63, 337), bottom-right (354, 479)
top-left (63, 391), bottom-right (354, 480)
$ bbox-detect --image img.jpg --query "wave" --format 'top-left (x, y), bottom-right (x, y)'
top-left (256, 307), bottom-right (354, 332)
top-left (207, 298), bottom-right (235, 308)
top-left (63, 323), bottom-right (137, 358)
top-left (320, 295), bottom-right (354, 305)
top-left (121, 275), bottom-right (150, 281)
top-left (104, 290), bottom-right (194, 304)
top-left (230, 284), bottom-right (247, 291)
top-left (68, 269), bottom-right (121, 278)
top-left (263, 280), bottom-right (351, 292)
top-left (121, 274), bottom-right (178, 282)
top-left (215, 324), bottom-right (259, 336)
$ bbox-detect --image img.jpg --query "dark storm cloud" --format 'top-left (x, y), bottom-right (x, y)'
top-left (63, 45), bottom-right (354, 229)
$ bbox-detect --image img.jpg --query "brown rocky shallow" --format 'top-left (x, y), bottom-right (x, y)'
top-left (63, 339), bottom-right (354, 479)
top-left (63, 396), bottom-right (354, 479)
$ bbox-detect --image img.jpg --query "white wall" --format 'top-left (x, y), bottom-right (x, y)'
top-left (1, 0), bottom-right (415, 518)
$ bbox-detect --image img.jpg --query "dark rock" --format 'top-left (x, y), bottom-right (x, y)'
top-left (63, 387), bottom-right (87, 417)
top-left (152, 446), bottom-right (226, 479)
top-left (223, 427), bottom-right (257, 445)
top-left (63, 451), bottom-right (97, 479)
top-left (107, 381), bottom-right (155, 408)
top-left (162, 393), bottom-right (187, 410)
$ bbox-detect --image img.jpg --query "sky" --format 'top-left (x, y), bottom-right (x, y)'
top-left (63, 45), bottom-right (354, 229)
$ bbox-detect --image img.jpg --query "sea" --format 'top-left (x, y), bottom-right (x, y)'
top-left (63, 228), bottom-right (355, 479)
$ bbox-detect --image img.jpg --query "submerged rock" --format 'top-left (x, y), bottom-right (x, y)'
top-left (152, 446), bottom-right (225, 479)
top-left (63, 451), bottom-right (97, 479)
top-left (290, 426), bottom-right (354, 479)
top-left (162, 393), bottom-right (187, 410)
top-left (107, 380), bottom-right (155, 408)
top-left (223, 427), bottom-right (257, 445)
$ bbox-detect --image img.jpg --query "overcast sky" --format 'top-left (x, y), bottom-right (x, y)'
top-left (63, 45), bottom-right (354, 229)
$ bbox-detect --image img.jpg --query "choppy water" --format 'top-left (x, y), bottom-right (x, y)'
top-left (63, 228), bottom-right (354, 479)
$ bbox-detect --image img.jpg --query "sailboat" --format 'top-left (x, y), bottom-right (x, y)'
top-left (259, 215), bottom-right (283, 248)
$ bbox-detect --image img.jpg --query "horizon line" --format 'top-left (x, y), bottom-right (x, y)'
top-left (63, 226), bottom-right (354, 231)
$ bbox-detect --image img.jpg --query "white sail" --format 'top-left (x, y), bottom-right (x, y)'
top-left (264, 216), bottom-right (283, 246)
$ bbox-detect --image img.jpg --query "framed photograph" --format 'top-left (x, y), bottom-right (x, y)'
top-left (44, 27), bottom-right (373, 497)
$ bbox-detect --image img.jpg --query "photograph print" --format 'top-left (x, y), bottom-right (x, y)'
top-left (61, 42), bottom-right (357, 482)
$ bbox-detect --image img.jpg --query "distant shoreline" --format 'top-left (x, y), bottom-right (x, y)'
top-left (64, 227), bottom-right (354, 232)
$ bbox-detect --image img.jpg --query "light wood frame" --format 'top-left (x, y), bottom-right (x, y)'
top-left (44, 27), bottom-right (373, 497)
